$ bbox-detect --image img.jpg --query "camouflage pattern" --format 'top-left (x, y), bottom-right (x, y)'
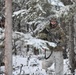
top-left (37, 23), bottom-right (66, 51)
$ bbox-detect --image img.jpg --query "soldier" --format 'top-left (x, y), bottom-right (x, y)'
top-left (37, 16), bottom-right (66, 75)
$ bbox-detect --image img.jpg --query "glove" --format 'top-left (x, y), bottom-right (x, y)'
top-left (57, 41), bottom-right (62, 46)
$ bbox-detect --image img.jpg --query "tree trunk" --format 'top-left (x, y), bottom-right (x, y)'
top-left (69, 16), bottom-right (75, 74)
top-left (74, 13), bottom-right (76, 69)
top-left (5, 0), bottom-right (12, 75)
top-left (27, 24), bottom-right (29, 53)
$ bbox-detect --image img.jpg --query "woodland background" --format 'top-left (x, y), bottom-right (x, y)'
top-left (0, 0), bottom-right (76, 75)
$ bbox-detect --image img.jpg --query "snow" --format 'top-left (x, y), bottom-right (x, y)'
top-left (27, 21), bottom-right (35, 25)
top-left (53, 5), bottom-right (70, 17)
top-left (12, 8), bottom-right (31, 17)
top-left (48, 0), bottom-right (70, 17)
top-left (1, 55), bottom-right (75, 75)
top-left (0, 28), bottom-right (75, 74)
top-left (0, 0), bottom-right (76, 75)
top-left (12, 56), bottom-right (76, 75)
top-left (25, 38), bottom-right (57, 50)
top-left (63, 59), bottom-right (71, 75)
top-left (13, 55), bottom-right (46, 75)
top-left (13, 31), bottom-right (57, 50)
top-left (13, 9), bottom-right (27, 16)
top-left (36, 4), bottom-right (46, 14)
top-left (0, 16), bottom-right (2, 20)
top-left (48, 0), bottom-right (64, 7)
top-left (0, 28), bottom-right (57, 54)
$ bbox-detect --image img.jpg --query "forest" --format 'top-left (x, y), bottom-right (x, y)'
top-left (0, 0), bottom-right (76, 75)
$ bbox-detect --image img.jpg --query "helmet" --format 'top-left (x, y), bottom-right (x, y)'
top-left (49, 15), bottom-right (58, 28)
top-left (50, 15), bottom-right (58, 22)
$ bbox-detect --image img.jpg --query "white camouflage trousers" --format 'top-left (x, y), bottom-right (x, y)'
top-left (42, 51), bottom-right (63, 75)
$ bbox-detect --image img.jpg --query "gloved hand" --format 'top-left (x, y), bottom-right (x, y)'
top-left (57, 41), bottom-right (62, 46)
top-left (57, 40), bottom-right (65, 47)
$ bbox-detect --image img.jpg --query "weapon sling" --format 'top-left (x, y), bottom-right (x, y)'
top-left (44, 49), bottom-right (53, 59)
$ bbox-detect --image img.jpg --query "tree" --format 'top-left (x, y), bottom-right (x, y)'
top-left (5, 0), bottom-right (12, 75)
top-left (59, 0), bottom-right (76, 74)
top-left (69, 15), bottom-right (75, 74)
top-left (73, 0), bottom-right (76, 70)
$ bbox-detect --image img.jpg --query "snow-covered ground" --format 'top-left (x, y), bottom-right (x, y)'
top-left (0, 55), bottom-right (76, 75)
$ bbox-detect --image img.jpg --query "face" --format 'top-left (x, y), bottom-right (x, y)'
top-left (50, 20), bottom-right (57, 28)
top-left (50, 20), bottom-right (57, 25)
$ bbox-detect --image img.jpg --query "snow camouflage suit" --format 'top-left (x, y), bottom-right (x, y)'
top-left (37, 23), bottom-right (66, 51)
